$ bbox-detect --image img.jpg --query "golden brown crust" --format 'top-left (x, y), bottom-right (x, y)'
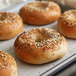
top-left (58, 10), bottom-right (76, 38)
top-left (19, 1), bottom-right (61, 25)
top-left (0, 51), bottom-right (18, 76)
top-left (0, 12), bottom-right (23, 40)
top-left (14, 28), bottom-right (68, 64)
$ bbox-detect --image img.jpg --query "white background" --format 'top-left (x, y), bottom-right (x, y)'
top-left (0, 0), bottom-right (76, 9)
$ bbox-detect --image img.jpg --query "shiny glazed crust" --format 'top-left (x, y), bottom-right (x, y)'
top-left (14, 28), bottom-right (68, 64)
top-left (0, 51), bottom-right (18, 76)
top-left (58, 10), bottom-right (76, 38)
top-left (19, 1), bottom-right (61, 25)
top-left (0, 12), bottom-right (23, 40)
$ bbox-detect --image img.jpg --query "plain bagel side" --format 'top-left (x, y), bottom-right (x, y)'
top-left (19, 1), bottom-right (61, 25)
top-left (0, 12), bottom-right (23, 40)
top-left (14, 28), bottom-right (68, 64)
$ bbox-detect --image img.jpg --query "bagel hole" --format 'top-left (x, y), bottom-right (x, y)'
top-left (0, 15), bottom-right (6, 21)
top-left (35, 36), bottom-right (49, 42)
top-left (29, 2), bottom-right (50, 10)
top-left (38, 2), bottom-right (49, 9)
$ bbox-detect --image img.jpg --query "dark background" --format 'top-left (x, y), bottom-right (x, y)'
top-left (53, 61), bottom-right (76, 76)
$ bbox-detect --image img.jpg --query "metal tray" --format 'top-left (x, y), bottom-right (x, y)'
top-left (0, 1), bottom-right (76, 76)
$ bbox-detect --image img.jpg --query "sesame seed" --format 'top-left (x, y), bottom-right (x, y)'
top-left (0, 12), bottom-right (19, 24)
top-left (18, 28), bottom-right (63, 49)
top-left (61, 10), bottom-right (76, 26)
top-left (24, 1), bottom-right (56, 12)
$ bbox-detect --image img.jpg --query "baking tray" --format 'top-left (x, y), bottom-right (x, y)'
top-left (0, 1), bottom-right (76, 76)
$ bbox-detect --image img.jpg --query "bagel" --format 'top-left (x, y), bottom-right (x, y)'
top-left (19, 1), bottom-right (61, 25)
top-left (58, 10), bottom-right (76, 38)
top-left (0, 51), bottom-right (18, 76)
top-left (14, 28), bottom-right (68, 64)
top-left (0, 12), bottom-right (23, 40)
